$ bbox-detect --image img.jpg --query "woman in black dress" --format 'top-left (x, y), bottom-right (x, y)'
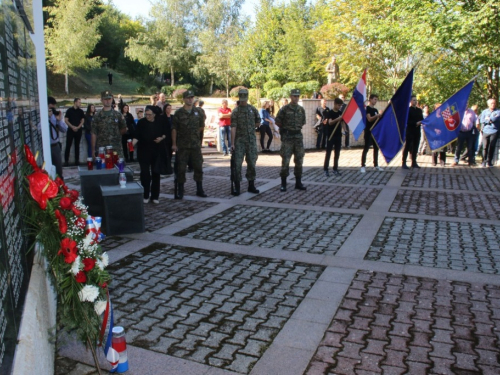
top-left (133, 106), bottom-right (167, 204)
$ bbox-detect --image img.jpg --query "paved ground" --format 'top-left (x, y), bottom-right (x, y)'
top-left (55, 148), bottom-right (500, 374)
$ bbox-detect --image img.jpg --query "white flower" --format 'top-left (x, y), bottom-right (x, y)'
top-left (94, 299), bottom-right (107, 315)
top-left (70, 256), bottom-right (81, 275)
top-left (78, 285), bottom-right (100, 303)
top-left (83, 233), bottom-right (94, 248)
top-left (101, 253), bottom-right (109, 268)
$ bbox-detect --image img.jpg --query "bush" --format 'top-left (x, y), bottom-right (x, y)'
top-left (300, 81), bottom-right (320, 97)
top-left (211, 89), bottom-right (226, 98)
top-left (266, 87), bottom-right (289, 102)
top-left (229, 85), bottom-right (247, 98)
top-left (320, 83), bottom-right (349, 99)
top-left (250, 72), bottom-right (266, 88)
top-left (160, 85), bottom-right (175, 97)
top-left (173, 88), bottom-right (188, 103)
top-left (263, 80), bottom-right (281, 94)
top-left (149, 86), bottom-right (159, 95)
top-left (248, 89), bottom-right (261, 107)
top-left (136, 86), bottom-right (146, 95)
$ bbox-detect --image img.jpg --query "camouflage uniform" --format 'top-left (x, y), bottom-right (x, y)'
top-left (91, 109), bottom-right (127, 158)
top-left (276, 103), bottom-right (306, 178)
top-left (231, 104), bottom-right (260, 181)
top-left (173, 106), bottom-right (205, 184)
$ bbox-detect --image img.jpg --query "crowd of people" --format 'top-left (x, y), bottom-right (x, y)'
top-left (47, 89), bottom-right (499, 201)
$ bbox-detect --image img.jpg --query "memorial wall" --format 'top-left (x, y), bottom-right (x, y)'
top-left (0, 1), bottom-right (41, 373)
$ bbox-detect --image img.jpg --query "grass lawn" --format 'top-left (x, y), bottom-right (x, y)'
top-left (48, 67), bottom-right (144, 98)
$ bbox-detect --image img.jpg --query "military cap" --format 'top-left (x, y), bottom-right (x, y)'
top-left (290, 89), bottom-right (300, 96)
top-left (183, 90), bottom-right (195, 98)
top-left (101, 90), bottom-right (113, 99)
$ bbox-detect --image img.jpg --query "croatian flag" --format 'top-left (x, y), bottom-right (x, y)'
top-left (343, 69), bottom-right (367, 141)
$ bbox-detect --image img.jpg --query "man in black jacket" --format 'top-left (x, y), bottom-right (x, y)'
top-left (402, 95), bottom-right (424, 169)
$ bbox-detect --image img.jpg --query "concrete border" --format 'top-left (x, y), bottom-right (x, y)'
top-left (11, 251), bottom-right (57, 375)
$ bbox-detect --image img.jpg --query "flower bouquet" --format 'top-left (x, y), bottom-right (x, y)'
top-left (22, 144), bottom-right (111, 373)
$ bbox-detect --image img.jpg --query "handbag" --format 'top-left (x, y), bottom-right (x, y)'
top-left (153, 143), bottom-right (172, 175)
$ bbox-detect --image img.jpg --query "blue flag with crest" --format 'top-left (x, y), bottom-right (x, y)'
top-left (371, 69), bottom-right (414, 164)
top-left (421, 80), bottom-right (475, 151)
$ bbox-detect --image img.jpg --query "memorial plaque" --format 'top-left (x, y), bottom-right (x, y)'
top-left (0, 1), bottom-right (39, 373)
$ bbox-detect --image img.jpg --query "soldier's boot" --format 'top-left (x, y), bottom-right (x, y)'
top-left (280, 177), bottom-right (287, 192)
top-left (248, 180), bottom-right (260, 194)
top-left (196, 181), bottom-right (208, 197)
top-left (176, 183), bottom-right (184, 199)
top-left (295, 177), bottom-right (307, 191)
top-left (232, 181), bottom-right (240, 196)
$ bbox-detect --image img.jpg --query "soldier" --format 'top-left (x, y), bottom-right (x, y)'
top-left (275, 89), bottom-right (307, 192)
top-left (230, 89), bottom-right (261, 196)
top-left (172, 90), bottom-right (207, 198)
top-left (91, 90), bottom-right (127, 158)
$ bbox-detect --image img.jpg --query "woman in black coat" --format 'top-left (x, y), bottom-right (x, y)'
top-left (121, 104), bottom-right (136, 161)
top-left (133, 106), bottom-right (167, 204)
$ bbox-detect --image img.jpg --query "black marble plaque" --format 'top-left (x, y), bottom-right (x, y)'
top-left (0, 1), bottom-right (39, 373)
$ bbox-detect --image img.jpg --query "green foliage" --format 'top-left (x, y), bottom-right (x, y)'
top-left (266, 87), bottom-right (289, 102)
top-left (263, 80), bottom-right (281, 93)
top-left (231, 0), bottom-right (316, 86)
top-left (250, 73), bottom-right (267, 89)
top-left (44, 0), bottom-right (102, 94)
top-left (192, 0), bottom-right (243, 95)
top-left (136, 86), bottom-right (146, 95)
top-left (161, 85), bottom-right (176, 97)
top-left (125, 0), bottom-right (194, 86)
top-left (161, 84), bottom-right (193, 98)
top-left (300, 81), bottom-right (321, 97)
top-left (248, 89), bottom-right (261, 106)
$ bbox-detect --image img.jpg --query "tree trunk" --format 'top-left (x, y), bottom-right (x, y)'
top-left (209, 78), bottom-right (213, 95)
top-left (171, 66), bottom-right (175, 86)
top-left (65, 71), bottom-right (69, 95)
top-left (226, 72), bottom-right (229, 98)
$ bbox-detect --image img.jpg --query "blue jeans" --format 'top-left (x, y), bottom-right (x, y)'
top-left (220, 126), bottom-right (231, 153)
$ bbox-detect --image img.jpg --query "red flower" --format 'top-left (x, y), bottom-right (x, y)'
top-left (27, 172), bottom-right (58, 210)
top-left (55, 209), bottom-right (68, 234)
top-left (71, 206), bottom-right (81, 216)
top-left (68, 190), bottom-right (79, 203)
top-left (55, 177), bottom-right (69, 193)
top-left (24, 144), bottom-right (40, 172)
top-left (82, 258), bottom-right (96, 272)
top-left (74, 217), bottom-right (86, 229)
top-left (100, 282), bottom-right (108, 289)
top-left (59, 197), bottom-right (72, 210)
top-left (75, 271), bottom-right (87, 283)
top-left (58, 238), bottom-right (78, 263)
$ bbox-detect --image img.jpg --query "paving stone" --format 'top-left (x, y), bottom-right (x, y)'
top-left (402, 171), bottom-right (500, 192)
top-left (366, 217), bottom-right (500, 274)
top-left (389, 189), bottom-right (500, 220)
top-left (106, 243), bottom-right (323, 373)
top-left (174, 205), bottom-right (362, 256)
top-left (250, 183), bottom-right (382, 210)
top-left (306, 270), bottom-right (500, 375)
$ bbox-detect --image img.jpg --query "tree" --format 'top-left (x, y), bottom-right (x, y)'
top-left (124, 0), bottom-right (194, 86)
top-left (232, 0), bottom-right (316, 87)
top-left (192, 0), bottom-right (242, 96)
top-left (44, 0), bottom-right (102, 94)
